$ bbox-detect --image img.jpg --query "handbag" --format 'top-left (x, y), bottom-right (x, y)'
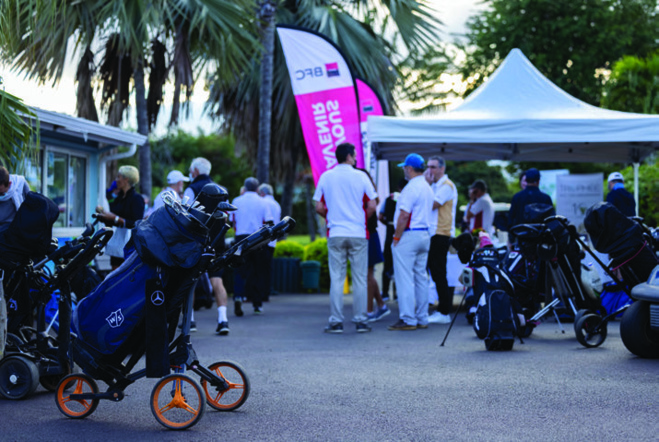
top-left (105, 227), bottom-right (131, 258)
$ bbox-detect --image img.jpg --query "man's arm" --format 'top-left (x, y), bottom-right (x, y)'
top-left (366, 198), bottom-right (377, 219)
top-left (315, 200), bottom-right (327, 218)
top-left (392, 210), bottom-right (411, 246)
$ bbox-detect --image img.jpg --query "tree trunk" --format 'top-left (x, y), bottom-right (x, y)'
top-left (134, 63), bottom-right (152, 201)
top-left (257, 1), bottom-right (276, 185)
top-left (170, 79), bottom-right (181, 127)
top-left (280, 142), bottom-right (299, 219)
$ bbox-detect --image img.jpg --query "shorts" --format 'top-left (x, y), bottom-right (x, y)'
top-left (208, 268), bottom-right (225, 279)
top-left (368, 230), bottom-right (384, 268)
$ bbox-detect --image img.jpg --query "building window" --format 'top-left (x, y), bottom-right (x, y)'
top-left (44, 150), bottom-right (87, 228)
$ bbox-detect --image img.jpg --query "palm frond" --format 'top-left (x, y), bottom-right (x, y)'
top-left (75, 46), bottom-right (100, 122)
top-left (148, 38), bottom-right (168, 129)
top-left (0, 87), bottom-right (39, 174)
top-left (99, 34), bottom-right (133, 127)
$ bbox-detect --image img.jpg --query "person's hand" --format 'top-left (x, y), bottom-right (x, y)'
top-left (393, 236), bottom-right (400, 247)
top-left (97, 211), bottom-right (117, 226)
top-left (95, 205), bottom-right (105, 214)
top-left (424, 168), bottom-right (433, 184)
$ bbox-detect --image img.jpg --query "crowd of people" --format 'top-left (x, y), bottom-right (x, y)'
top-left (311, 145), bottom-right (634, 333)
top-left (0, 151), bottom-right (636, 342)
top-left (93, 158), bottom-right (280, 336)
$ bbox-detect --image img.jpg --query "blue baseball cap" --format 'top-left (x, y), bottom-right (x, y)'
top-left (524, 168), bottom-right (540, 182)
top-left (397, 153), bottom-right (425, 169)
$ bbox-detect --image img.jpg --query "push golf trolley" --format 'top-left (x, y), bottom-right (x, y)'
top-left (1, 192), bottom-right (112, 400)
top-left (574, 202), bottom-right (659, 351)
top-left (53, 186), bottom-right (295, 430)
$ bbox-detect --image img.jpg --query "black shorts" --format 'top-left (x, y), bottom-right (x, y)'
top-left (208, 268), bottom-right (225, 279)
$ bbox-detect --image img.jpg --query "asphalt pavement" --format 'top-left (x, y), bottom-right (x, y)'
top-left (1, 292), bottom-right (657, 441)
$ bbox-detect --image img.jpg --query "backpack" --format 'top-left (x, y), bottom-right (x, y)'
top-left (474, 289), bottom-right (521, 351)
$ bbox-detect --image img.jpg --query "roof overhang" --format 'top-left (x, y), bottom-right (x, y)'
top-left (21, 107), bottom-right (147, 149)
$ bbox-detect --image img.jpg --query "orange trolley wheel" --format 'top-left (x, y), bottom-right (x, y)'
top-left (55, 373), bottom-right (99, 419)
top-left (150, 374), bottom-right (205, 430)
top-left (200, 361), bottom-right (250, 411)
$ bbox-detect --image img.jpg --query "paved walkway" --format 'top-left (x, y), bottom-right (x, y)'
top-left (1, 292), bottom-right (657, 441)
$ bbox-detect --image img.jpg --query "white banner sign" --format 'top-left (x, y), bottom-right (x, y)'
top-left (556, 173), bottom-right (603, 231)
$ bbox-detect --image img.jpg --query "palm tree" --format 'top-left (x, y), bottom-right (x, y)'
top-left (207, 0), bottom-right (441, 215)
top-left (0, 81), bottom-right (38, 172)
top-left (0, 0), bottom-right (256, 199)
top-left (257, 0), bottom-right (277, 185)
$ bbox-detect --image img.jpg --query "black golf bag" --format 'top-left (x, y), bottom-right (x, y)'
top-left (584, 202), bottom-right (658, 289)
top-left (456, 240), bottom-right (524, 350)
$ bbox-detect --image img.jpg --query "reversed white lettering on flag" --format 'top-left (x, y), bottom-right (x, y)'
top-left (313, 100), bottom-right (346, 168)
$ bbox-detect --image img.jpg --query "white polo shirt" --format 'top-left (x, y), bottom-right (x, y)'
top-left (263, 194), bottom-right (281, 248)
top-left (468, 192), bottom-right (495, 235)
top-left (394, 175), bottom-right (434, 230)
top-left (231, 191), bottom-right (273, 236)
top-left (430, 174), bottom-right (458, 237)
top-left (313, 164), bottom-right (378, 238)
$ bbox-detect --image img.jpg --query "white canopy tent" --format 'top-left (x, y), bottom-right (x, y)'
top-left (368, 48), bottom-right (659, 203)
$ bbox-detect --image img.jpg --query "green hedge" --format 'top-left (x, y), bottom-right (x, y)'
top-left (274, 240), bottom-right (305, 259)
top-left (304, 238), bottom-right (330, 290)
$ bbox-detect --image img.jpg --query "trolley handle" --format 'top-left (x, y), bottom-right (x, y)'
top-left (209, 217), bottom-right (296, 272)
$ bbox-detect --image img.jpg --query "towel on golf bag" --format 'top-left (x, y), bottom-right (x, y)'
top-left (599, 282), bottom-right (631, 317)
top-left (72, 252), bottom-right (161, 355)
top-left (474, 289), bottom-right (522, 351)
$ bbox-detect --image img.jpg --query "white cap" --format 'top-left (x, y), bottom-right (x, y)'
top-left (167, 170), bottom-right (190, 184)
top-left (607, 172), bottom-right (624, 183)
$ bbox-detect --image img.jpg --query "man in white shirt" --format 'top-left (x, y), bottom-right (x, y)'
top-left (183, 157), bottom-right (230, 334)
top-left (152, 170), bottom-right (189, 211)
top-left (232, 177), bottom-right (274, 314)
top-left (464, 180), bottom-right (495, 236)
top-left (313, 143), bottom-right (378, 334)
top-left (426, 156), bottom-right (458, 325)
top-left (258, 183), bottom-right (281, 301)
top-left (388, 154), bottom-right (434, 331)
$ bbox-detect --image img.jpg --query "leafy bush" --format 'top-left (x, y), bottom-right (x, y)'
top-left (304, 238), bottom-right (329, 290)
top-left (274, 240), bottom-right (305, 259)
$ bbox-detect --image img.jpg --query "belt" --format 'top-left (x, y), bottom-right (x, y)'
top-left (404, 228), bottom-right (428, 232)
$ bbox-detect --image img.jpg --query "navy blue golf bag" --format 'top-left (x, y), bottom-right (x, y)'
top-left (71, 204), bottom-right (209, 378)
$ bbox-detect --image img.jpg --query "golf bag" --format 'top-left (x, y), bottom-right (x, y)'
top-left (474, 289), bottom-right (522, 351)
top-left (72, 203), bottom-right (206, 377)
top-left (585, 202), bottom-right (658, 288)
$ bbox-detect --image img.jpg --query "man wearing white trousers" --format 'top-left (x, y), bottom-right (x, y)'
top-left (389, 154), bottom-right (434, 331)
top-left (314, 143), bottom-right (378, 334)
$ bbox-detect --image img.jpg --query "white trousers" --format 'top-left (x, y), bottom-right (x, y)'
top-left (328, 236), bottom-right (368, 325)
top-left (393, 230), bottom-right (430, 326)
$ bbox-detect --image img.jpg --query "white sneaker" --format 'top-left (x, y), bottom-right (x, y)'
top-left (428, 312), bottom-right (452, 324)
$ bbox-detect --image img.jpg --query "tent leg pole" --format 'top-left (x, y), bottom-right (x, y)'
top-left (633, 162), bottom-right (640, 216)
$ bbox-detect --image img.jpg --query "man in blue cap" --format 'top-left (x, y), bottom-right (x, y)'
top-left (388, 154), bottom-right (434, 331)
top-left (507, 167), bottom-right (553, 236)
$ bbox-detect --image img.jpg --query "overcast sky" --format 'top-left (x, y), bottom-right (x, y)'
top-left (0, 0), bottom-right (484, 134)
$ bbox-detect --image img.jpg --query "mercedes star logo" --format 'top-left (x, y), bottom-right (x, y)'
top-left (151, 290), bottom-right (165, 306)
